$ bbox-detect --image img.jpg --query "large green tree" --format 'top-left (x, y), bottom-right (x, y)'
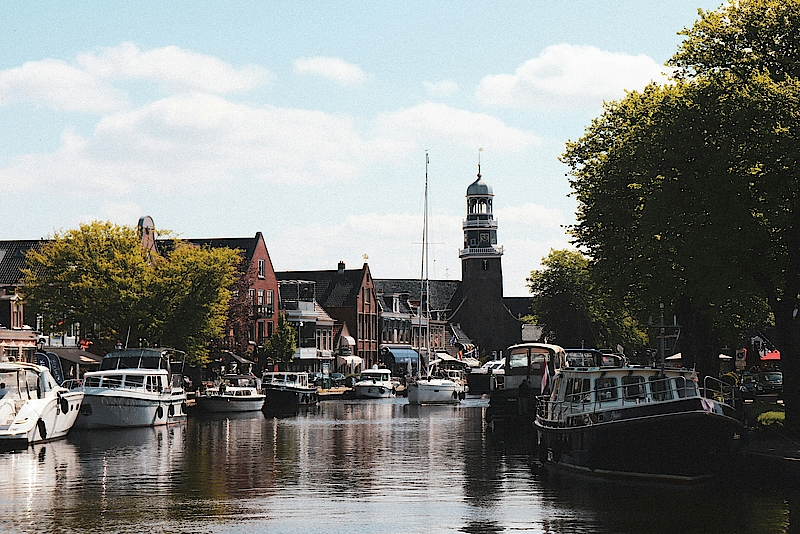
top-left (563, 0), bottom-right (798, 425)
top-left (527, 249), bottom-right (647, 352)
top-left (22, 221), bottom-right (240, 366)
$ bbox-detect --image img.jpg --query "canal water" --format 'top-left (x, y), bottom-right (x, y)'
top-left (1, 396), bottom-right (798, 533)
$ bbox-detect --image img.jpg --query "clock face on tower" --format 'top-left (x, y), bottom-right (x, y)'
top-left (480, 233), bottom-right (489, 244)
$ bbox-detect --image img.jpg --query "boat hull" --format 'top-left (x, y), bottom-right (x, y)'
top-left (75, 391), bottom-right (186, 429)
top-left (536, 398), bottom-right (743, 481)
top-left (353, 383), bottom-right (395, 398)
top-left (0, 390), bottom-right (84, 447)
top-left (262, 386), bottom-right (318, 409)
top-left (466, 372), bottom-right (503, 395)
top-left (407, 378), bottom-right (461, 405)
top-left (195, 394), bottom-right (265, 413)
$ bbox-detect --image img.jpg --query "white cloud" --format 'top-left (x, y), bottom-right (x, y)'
top-left (0, 59), bottom-right (127, 112)
top-left (374, 102), bottom-right (541, 153)
top-left (476, 44), bottom-right (671, 110)
top-left (293, 56), bottom-right (367, 86)
top-left (77, 42), bottom-right (271, 93)
top-left (497, 203), bottom-right (567, 231)
top-left (423, 80), bottom-right (459, 97)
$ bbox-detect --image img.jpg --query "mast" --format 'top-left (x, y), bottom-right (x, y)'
top-left (419, 151), bottom-right (430, 378)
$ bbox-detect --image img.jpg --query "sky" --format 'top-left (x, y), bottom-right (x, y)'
top-left (1, 1), bottom-right (724, 296)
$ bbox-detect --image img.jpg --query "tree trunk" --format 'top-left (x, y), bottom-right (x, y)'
top-left (773, 299), bottom-right (800, 432)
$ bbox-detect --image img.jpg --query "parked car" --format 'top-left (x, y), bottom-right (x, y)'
top-left (331, 373), bottom-right (346, 387)
top-left (757, 371), bottom-right (783, 395)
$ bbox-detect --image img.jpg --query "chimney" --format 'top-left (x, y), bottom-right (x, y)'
top-left (337, 261), bottom-right (345, 274)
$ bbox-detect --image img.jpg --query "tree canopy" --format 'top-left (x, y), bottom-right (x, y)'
top-left (22, 221), bottom-right (241, 366)
top-left (562, 0), bottom-right (800, 425)
top-left (261, 313), bottom-right (297, 368)
top-left (527, 249), bottom-right (647, 353)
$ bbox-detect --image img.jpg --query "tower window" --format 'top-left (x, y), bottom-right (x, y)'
top-left (483, 260), bottom-right (488, 271)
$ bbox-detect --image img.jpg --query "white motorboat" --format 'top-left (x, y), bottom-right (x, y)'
top-left (196, 374), bottom-right (265, 412)
top-left (535, 348), bottom-right (744, 481)
top-left (74, 347), bottom-right (187, 429)
top-left (407, 375), bottom-right (462, 405)
top-left (353, 368), bottom-right (396, 398)
top-left (262, 372), bottom-right (318, 411)
top-left (0, 360), bottom-right (84, 447)
top-left (467, 359), bottom-right (505, 394)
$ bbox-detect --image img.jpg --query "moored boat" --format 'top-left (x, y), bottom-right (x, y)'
top-left (0, 360), bottom-right (84, 448)
top-left (535, 348), bottom-right (744, 482)
top-left (407, 374), bottom-right (462, 405)
top-left (196, 374), bottom-right (265, 412)
top-left (467, 359), bottom-right (504, 395)
top-left (352, 368), bottom-right (396, 398)
top-left (261, 371), bottom-right (318, 410)
top-left (74, 347), bottom-right (187, 429)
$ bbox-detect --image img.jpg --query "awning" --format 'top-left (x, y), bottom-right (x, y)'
top-left (223, 351), bottom-right (254, 365)
top-left (384, 347), bottom-right (419, 365)
top-left (337, 355), bottom-right (362, 366)
top-left (340, 335), bottom-right (356, 347)
top-left (761, 350), bottom-right (781, 361)
top-left (665, 353), bottom-right (682, 360)
top-left (46, 347), bottom-right (103, 365)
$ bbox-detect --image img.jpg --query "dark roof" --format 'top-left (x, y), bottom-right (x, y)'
top-left (0, 240), bottom-right (47, 285)
top-left (158, 233), bottom-right (263, 263)
top-left (277, 264), bottom-right (369, 308)
top-left (374, 279), bottom-right (460, 315)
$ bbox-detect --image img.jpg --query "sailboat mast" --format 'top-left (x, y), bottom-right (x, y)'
top-left (419, 151), bottom-right (430, 377)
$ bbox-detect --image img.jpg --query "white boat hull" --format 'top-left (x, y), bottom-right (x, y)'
top-left (75, 390), bottom-right (186, 428)
top-left (407, 378), bottom-right (461, 405)
top-left (0, 390), bottom-right (84, 446)
top-left (353, 383), bottom-right (395, 398)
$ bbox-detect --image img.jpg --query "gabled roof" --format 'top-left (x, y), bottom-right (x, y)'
top-left (504, 296), bottom-right (533, 319)
top-left (374, 278), bottom-right (461, 316)
top-left (276, 264), bottom-right (370, 309)
top-left (0, 240), bottom-right (47, 285)
top-left (159, 233), bottom-right (264, 263)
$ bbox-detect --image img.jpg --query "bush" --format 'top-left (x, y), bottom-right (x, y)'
top-left (757, 411), bottom-right (785, 427)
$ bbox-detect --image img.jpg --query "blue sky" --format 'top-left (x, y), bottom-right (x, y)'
top-left (1, 1), bottom-right (722, 296)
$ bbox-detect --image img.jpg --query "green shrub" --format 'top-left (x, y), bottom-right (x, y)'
top-left (757, 411), bottom-right (785, 427)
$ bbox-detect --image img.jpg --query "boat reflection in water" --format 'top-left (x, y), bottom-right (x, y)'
top-left (0, 397), bottom-right (797, 533)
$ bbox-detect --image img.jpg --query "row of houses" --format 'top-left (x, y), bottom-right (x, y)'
top-left (1, 169), bottom-right (534, 379)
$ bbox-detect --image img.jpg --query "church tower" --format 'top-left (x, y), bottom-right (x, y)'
top-left (459, 162), bottom-right (504, 302)
top-left (448, 161), bottom-right (520, 358)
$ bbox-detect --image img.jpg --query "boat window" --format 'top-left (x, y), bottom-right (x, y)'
top-left (649, 375), bottom-right (673, 401)
top-left (566, 378), bottom-right (591, 403)
top-left (529, 354), bottom-right (546, 372)
top-left (125, 375), bottom-right (144, 388)
top-left (595, 377), bottom-right (617, 401)
top-left (100, 357), bottom-right (119, 371)
top-left (508, 351), bottom-right (528, 370)
top-left (673, 377), bottom-right (696, 398)
top-left (146, 375), bottom-right (162, 392)
top-left (26, 370), bottom-right (40, 399)
top-left (141, 356), bottom-right (162, 370)
top-left (622, 376), bottom-right (645, 400)
top-left (84, 376), bottom-right (101, 387)
top-left (103, 375), bottom-right (123, 388)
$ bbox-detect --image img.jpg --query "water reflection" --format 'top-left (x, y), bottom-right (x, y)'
top-left (0, 397), bottom-right (797, 533)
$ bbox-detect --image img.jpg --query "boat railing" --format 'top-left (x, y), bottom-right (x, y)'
top-left (536, 374), bottom-right (704, 426)
top-left (702, 375), bottom-right (736, 407)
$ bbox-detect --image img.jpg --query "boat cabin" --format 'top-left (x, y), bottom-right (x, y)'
top-left (504, 343), bottom-right (565, 391)
top-left (262, 372), bottom-right (311, 389)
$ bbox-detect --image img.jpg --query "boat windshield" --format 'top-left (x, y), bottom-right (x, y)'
top-left (0, 370), bottom-right (21, 400)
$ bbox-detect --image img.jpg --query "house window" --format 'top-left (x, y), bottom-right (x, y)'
top-left (257, 290), bottom-right (264, 305)
top-left (248, 289), bottom-right (255, 303)
top-left (267, 290), bottom-right (274, 307)
top-left (258, 259), bottom-right (265, 279)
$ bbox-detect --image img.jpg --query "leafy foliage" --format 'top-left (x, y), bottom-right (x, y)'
top-left (562, 0), bottom-right (800, 423)
top-left (527, 249), bottom-right (647, 351)
top-left (21, 221), bottom-right (240, 366)
top-left (261, 313), bottom-right (297, 366)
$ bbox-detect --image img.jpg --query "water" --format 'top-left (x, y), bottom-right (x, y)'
top-left (1, 397), bottom-right (798, 533)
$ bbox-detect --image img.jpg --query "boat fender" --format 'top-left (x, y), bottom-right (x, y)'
top-left (156, 405), bottom-right (164, 420)
top-left (391, 388), bottom-right (396, 396)
top-left (59, 393), bottom-right (69, 414)
top-left (168, 404), bottom-right (175, 418)
top-left (181, 401), bottom-right (187, 415)
top-left (37, 418), bottom-right (47, 440)
top-left (459, 391), bottom-right (466, 400)
top-left (452, 391), bottom-right (458, 400)
top-left (378, 387), bottom-right (385, 395)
